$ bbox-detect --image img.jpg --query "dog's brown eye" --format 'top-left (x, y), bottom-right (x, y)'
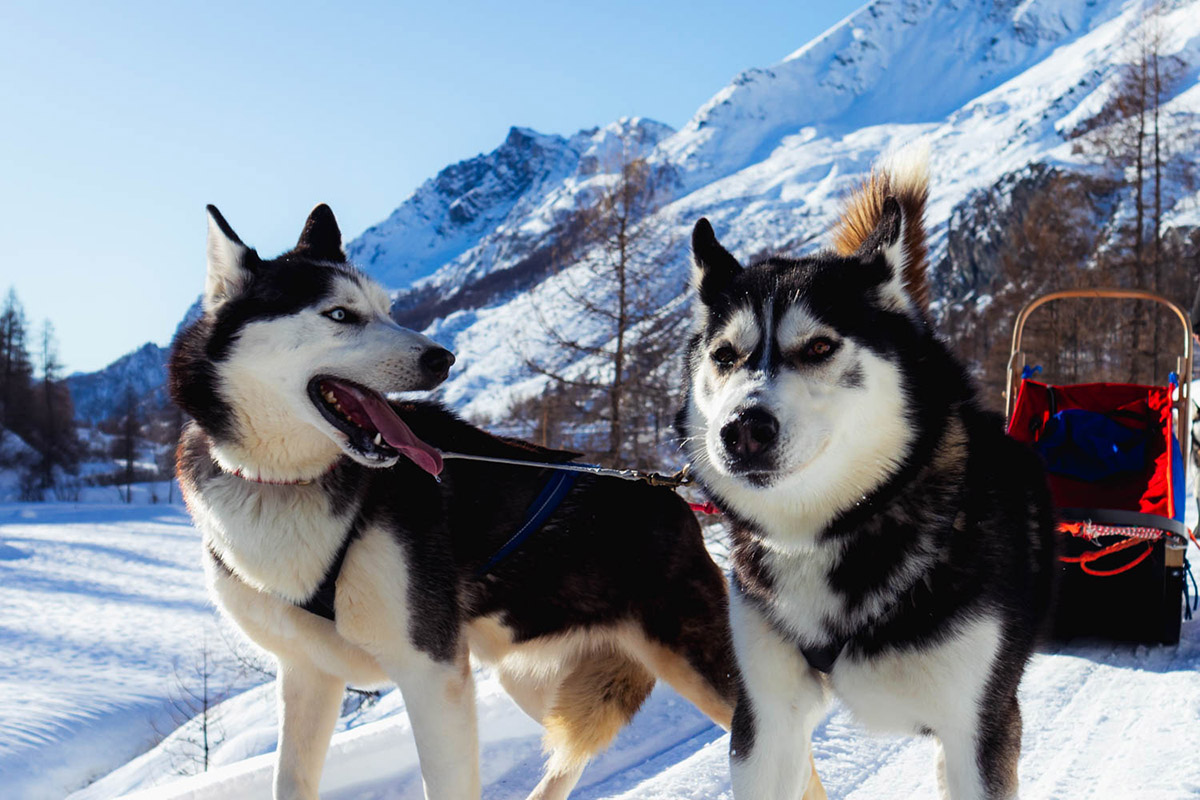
top-left (712, 345), bottom-right (739, 366)
top-left (802, 337), bottom-right (838, 362)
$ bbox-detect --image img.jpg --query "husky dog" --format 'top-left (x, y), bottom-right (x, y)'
top-left (172, 205), bottom-right (819, 800)
top-left (677, 156), bottom-right (1056, 800)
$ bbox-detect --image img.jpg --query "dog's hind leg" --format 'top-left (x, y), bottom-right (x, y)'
top-left (496, 666), bottom-right (554, 722)
top-left (632, 544), bottom-right (738, 727)
top-left (274, 659), bottom-right (345, 800)
top-left (526, 762), bottom-right (587, 800)
top-left (527, 649), bottom-right (656, 800)
top-left (629, 631), bottom-right (735, 728)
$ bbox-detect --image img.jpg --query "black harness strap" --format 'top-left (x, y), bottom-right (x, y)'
top-left (299, 526), bottom-right (360, 621)
top-left (206, 526), bottom-right (359, 623)
top-left (476, 469), bottom-right (578, 578)
top-left (801, 637), bottom-right (848, 674)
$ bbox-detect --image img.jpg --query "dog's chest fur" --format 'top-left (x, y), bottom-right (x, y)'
top-left (732, 488), bottom-right (952, 652)
top-left (179, 427), bottom-right (363, 604)
top-left (733, 535), bottom-right (845, 648)
top-left (193, 477), bottom-right (352, 602)
top-left (730, 493), bottom-right (1004, 737)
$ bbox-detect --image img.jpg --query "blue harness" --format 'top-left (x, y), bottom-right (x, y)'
top-left (476, 469), bottom-right (579, 577)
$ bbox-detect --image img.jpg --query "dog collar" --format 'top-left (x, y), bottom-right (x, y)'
top-left (222, 461), bottom-right (338, 486)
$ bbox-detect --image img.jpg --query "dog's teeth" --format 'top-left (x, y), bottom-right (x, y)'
top-left (374, 433), bottom-right (383, 446)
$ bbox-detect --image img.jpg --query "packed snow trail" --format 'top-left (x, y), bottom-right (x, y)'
top-left (87, 614), bottom-right (1200, 800)
top-left (4, 501), bottom-right (1199, 799)
top-left (0, 501), bottom-right (216, 799)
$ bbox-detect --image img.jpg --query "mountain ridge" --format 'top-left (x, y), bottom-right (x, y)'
top-left (71, 0), bottom-right (1200, 425)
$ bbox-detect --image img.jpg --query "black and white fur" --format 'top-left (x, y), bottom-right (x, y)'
top-left (171, 205), bottom-right (751, 800)
top-left (676, 159), bottom-right (1056, 800)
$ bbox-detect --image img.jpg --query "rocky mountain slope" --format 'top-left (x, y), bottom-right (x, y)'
top-left (74, 0), bottom-right (1200, 425)
top-left (65, 343), bottom-right (169, 425)
top-left (367, 0), bottom-right (1200, 420)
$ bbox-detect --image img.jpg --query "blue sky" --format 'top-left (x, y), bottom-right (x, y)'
top-left (0, 0), bottom-right (862, 373)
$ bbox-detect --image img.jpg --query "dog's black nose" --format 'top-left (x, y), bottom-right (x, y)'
top-left (720, 407), bottom-right (779, 463)
top-left (420, 347), bottom-right (455, 379)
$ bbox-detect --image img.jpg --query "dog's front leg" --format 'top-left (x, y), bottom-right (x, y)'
top-left (728, 588), bottom-right (828, 800)
top-left (390, 644), bottom-right (480, 800)
top-left (274, 659), bottom-right (346, 800)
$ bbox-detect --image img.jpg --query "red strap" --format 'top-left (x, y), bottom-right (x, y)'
top-left (689, 501), bottom-right (722, 516)
top-left (1079, 542), bottom-right (1153, 576)
top-left (1060, 535), bottom-right (1154, 576)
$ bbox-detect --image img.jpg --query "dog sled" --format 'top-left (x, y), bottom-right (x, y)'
top-left (1005, 289), bottom-right (1195, 644)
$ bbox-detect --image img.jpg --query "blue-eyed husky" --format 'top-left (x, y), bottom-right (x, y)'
top-left (171, 205), bottom-right (824, 800)
top-left (677, 155), bottom-right (1056, 800)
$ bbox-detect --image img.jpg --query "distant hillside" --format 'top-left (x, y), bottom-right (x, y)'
top-left (65, 342), bottom-right (169, 424)
top-left (65, 299), bottom-right (201, 424)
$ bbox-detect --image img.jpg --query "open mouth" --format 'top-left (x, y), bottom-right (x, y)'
top-left (307, 376), bottom-right (443, 476)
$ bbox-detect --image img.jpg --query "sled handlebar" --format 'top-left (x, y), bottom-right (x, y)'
top-left (1004, 288), bottom-right (1193, 491)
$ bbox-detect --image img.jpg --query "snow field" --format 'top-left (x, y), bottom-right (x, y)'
top-left (3, 501), bottom-right (1199, 799)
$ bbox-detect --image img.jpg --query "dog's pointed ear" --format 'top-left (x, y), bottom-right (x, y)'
top-left (204, 205), bottom-right (257, 312)
top-left (853, 197), bottom-right (910, 311)
top-left (691, 218), bottom-right (742, 305)
top-left (294, 203), bottom-right (345, 263)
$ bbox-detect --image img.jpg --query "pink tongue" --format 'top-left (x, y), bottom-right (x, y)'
top-left (354, 390), bottom-right (444, 476)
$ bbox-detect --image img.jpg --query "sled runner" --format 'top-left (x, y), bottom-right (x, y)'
top-left (1005, 289), bottom-right (1195, 644)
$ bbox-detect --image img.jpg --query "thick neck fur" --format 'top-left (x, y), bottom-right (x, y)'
top-left (209, 370), bottom-right (341, 482)
top-left (727, 378), bottom-right (972, 640)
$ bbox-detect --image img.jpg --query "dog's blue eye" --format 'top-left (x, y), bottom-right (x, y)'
top-left (323, 307), bottom-right (355, 323)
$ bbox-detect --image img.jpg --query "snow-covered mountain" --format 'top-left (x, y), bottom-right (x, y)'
top-left (348, 0), bottom-right (1200, 420)
top-left (73, 0), bottom-right (1200, 425)
top-left (66, 301), bottom-right (202, 425)
top-left (66, 343), bottom-right (170, 424)
top-left (354, 118), bottom-right (677, 332)
top-left (350, 119), bottom-right (675, 292)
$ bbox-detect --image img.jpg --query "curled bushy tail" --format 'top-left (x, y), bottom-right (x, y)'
top-left (831, 148), bottom-right (931, 313)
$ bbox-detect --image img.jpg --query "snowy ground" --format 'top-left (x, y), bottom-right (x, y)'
top-left (2, 497), bottom-right (1199, 799)
top-left (0, 500), bottom-right (213, 799)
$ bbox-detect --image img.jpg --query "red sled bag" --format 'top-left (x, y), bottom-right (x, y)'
top-left (1004, 290), bottom-right (1194, 645)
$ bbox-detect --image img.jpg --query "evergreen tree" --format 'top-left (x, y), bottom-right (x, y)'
top-left (32, 321), bottom-right (80, 492)
top-left (0, 288), bottom-right (35, 438)
top-left (1068, 1), bottom-right (1196, 379)
top-left (116, 385), bottom-right (140, 503)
